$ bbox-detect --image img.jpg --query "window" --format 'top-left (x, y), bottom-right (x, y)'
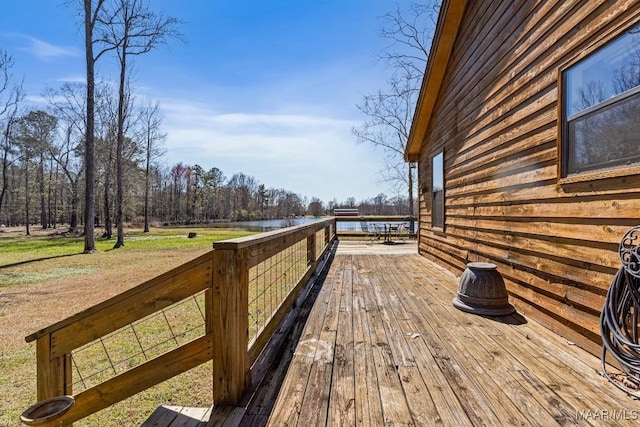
top-left (432, 151), bottom-right (444, 228)
top-left (561, 22), bottom-right (640, 177)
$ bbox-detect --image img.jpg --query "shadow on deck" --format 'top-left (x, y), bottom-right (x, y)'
top-left (148, 240), bottom-right (639, 426)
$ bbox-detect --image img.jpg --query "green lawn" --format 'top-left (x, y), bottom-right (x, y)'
top-left (0, 226), bottom-right (256, 426)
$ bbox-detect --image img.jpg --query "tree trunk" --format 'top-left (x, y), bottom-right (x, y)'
top-left (59, 182), bottom-right (64, 226)
top-left (24, 156), bottom-right (30, 235)
top-left (83, 0), bottom-right (96, 253)
top-left (143, 127), bottom-right (151, 233)
top-left (103, 143), bottom-right (113, 238)
top-left (39, 155), bottom-right (47, 229)
top-left (0, 147), bottom-right (8, 220)
top-left (49, 157), bottom-right (55, 229)
top-left (114, 42), bottom-right (126, 249)
top-left (70, 181), bottom-right (79, 233)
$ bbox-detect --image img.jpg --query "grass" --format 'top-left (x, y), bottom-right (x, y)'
top-left (1, 228), bottom-right (251, 264)
top-left (0, 226), bottom-right (255, 427)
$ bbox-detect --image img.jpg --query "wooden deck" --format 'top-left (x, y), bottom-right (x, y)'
top-left (149, 240), bottom-right (640, 426)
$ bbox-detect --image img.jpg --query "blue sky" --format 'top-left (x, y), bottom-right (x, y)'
top-left (0, 1), bottom-right (419, 203)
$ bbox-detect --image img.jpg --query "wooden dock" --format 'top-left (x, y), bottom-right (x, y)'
top-left (148, 240), bottom-right (640, 426)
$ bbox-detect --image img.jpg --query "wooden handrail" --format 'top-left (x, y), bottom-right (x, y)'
top-left (24, 218), bottom-right (337, 424)
top-left (25, 251), bottom-right (214, 344)
top-left (213, 218), bottom-right (330, 250)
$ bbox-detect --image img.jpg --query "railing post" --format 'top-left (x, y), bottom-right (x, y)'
top-left (210, 246), bottom-right (249, 406)
top-left (307, 233), bottom-right (317, 267)
top-left (36, 335), bottom-right (74, 426)
top-left (332, 218), bottom-right (337, 240)
top-left (36, 334), bottom-right (70, 401)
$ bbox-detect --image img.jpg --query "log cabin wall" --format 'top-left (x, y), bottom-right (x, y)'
top-left (417, 0), bottom-right (640, 356)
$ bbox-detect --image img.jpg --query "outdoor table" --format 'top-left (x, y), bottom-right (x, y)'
top-left (384, 223), bottom-right (399, 243)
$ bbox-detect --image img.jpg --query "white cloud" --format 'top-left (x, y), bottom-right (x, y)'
top-left (158, 98), bottom-right (389, 202)
top-left (23, 95), bottom-right (52, 108)
top-left (52, 75), bottom-right (87, 83)
top-left (16, 35), bottom-right (79, 60)
top-left (161, 100), bottom-right (356, 157)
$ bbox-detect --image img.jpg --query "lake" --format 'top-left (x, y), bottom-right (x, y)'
top-left (204, 217), bottom-right (325, 232)
top-left (202, 217), bottom-right (414, 233)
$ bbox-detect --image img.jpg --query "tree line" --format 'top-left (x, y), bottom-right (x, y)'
top-left (0, 73), bottom-right (414, 235)
top-left (1, 0), bottom-right (424, 250)
top-left (0, 94), bottom-right (413, 231)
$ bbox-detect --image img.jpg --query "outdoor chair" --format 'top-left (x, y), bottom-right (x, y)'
top-left (396, 223), bottom-right (410, 241)
top-left (361, 221), bottom-right (382, 243)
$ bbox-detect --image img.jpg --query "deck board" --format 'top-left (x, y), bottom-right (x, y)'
top-left (352, 263), bottom-right (385, 426)
top-left (329, 266), bottom-right (355, 425)
top-left (146, 241), bottom-right (639, 426)
top-left (266, 244), bottom-right (639, 426)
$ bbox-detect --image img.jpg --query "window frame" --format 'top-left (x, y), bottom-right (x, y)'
top-left (558, 18), bottom-right (640, 184)
top-left (431, 151), bottom-right (444, 230)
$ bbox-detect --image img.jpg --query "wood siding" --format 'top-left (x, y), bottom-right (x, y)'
top-left (417, 0), bottom-right (640, 355)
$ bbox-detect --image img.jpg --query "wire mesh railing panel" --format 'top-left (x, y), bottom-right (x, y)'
top-left (315, 228), bottom-right (326, 260)
top-left (248, 238), bottom-right (307, 340)
top-left (69, 290), bottom-right (207, 393)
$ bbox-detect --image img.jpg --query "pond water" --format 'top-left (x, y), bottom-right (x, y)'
top-left (191, 217), bottom-right (415, 233)
top-left (205, 217), bottom-right (325, 232)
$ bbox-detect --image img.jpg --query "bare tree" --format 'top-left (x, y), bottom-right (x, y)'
top-left (95, 84), bottom-right (118, 238)
top-left (45, 80), bottom-right (121, 235)
top-left (136, 98), bottom-right (166, 232)
top-left (22, 112), bottom-right (58, 227)
top-left (228, 172), bottom-right (258, 220)
top-left (353, 2), bottom-right (439, 227)
top-left (612, 30), bottom-right (640, 94)
top-left (378, 3), bottom-right (439, 84)
top-left (203, 166), bottom-right (225, 221)
top-left (574, 80), bottom-right (606, 112)
top-left (96, 0), bottom-right (181, 248)
top-left (170, 162), bottom-right (187, 221)
top-left (16, 111), bottom-right (58, 234)
top-left (0, 51), bottom-right (24, 222)
top-left (81, 0), bottom-right (112, 253)
top-left (307, 197), bottom-right (323, 217)
top-left (189, 164), bottom-right (203, 223)
top-left (353, 74), bottom-right (416, 202)
top-left (45, 82), bottom-right (89, 232)
top-left (0, 111), bottom-right (20, 222)
top-left (50, 122), bottom-right (85, 232)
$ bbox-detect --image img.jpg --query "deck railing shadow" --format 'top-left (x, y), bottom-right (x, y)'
top-left (24, 218), bottom-right (336, 424)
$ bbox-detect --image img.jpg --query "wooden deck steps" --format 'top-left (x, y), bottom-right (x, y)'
top-left (206, 406), bottom-right (246, 427)
top-left (142, 405), bottom-right (245, 427)
top-left (142, 405), bottom-right (211, 426)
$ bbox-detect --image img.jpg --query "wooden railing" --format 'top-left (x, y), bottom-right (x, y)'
top-left (25, 218), bottom-right (336, 424)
